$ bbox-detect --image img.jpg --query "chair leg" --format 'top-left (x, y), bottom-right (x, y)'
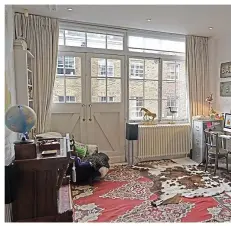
top-left (226, 155), bottom-right (229, 173)
top-left (205, 149), bottom-right (208, 172)
top-left (214, 154), bottom-right (218, 176)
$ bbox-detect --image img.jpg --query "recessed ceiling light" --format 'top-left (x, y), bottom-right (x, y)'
top-left (209, 27), bottom-right (213, 30)
top-left (147, 19), bottom-right (151, 22)
top-left (67, 8), bottom-right (73, 11)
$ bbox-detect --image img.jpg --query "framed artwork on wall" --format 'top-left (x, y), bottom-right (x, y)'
top-left (220, 62), bottom-right (231, 78)
top-left (220, 81), bottom-right (231, 97)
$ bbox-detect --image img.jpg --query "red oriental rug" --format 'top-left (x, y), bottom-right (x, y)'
top-left (71, 164), bottom-right (231, 222)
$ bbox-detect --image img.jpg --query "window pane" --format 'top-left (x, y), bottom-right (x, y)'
top-left (59, 30), bottom-right (64, 45)
top-left (145, 59), bottom-right (159, 80)
top-left (87, 33), bottom-right (106, 49)
top-left (129, 98), bottom-right (144, 120)
top-left (128, 36), bottom-right (144, 49)
top-left (107, 78), bottom-right (121, 102)
top-left (64, 56), bottom-right (81, 76)
top-left (163, 61), bottom-right (180, 80)
top-left (129, 80), bottom-right (143, 98)
top-left (129, 58), bottom-right (144, 79)
top-left (91, 78), bottom-right (106, 102)
top-left (175, 61), bottom-right (187, 120)
top-left (144, 100), bottom-right (158, 118)
top-left (53, 77), bottom-right (65, 103)
top-left (108, 59), bottom-right (120, 77)
top-left (57, 56), bottom-right (64, 75)
top-left (162, 81), bottom-right (176, 100)
top-left (66, 78), bottom-right (81, 103)
top-left (144, 81), bottom-right (158, 99)
top-left (91, 58), bottom-right (105, 77)
top-left (128, 35), bottom-right (185, 55)
top-left (65, 30), bottom-right (86, 47)
top-left (107, 35), bottom-right (123, 50)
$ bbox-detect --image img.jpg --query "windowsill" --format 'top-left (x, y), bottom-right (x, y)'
top-left (129, 120), bottom-right (189, 125)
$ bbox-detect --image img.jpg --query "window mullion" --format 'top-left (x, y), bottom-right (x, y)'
top-left (143, 58), bottom-right (145, 111)
top-left (106, 59), bottom-right (108, 102)
top-left (64, 56), bottom-right (66, 103)
top-left (158, 59), bottom-right (163, 122)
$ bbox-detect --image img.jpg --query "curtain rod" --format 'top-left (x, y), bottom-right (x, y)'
top-left (14, 11), bottom-right (191, 39)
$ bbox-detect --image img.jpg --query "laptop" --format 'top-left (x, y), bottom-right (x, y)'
top-left (224, 113), bottom-right (231, 133)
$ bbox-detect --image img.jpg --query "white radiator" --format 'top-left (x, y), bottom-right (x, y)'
top-left (137, 124), bottom-right (191, 161)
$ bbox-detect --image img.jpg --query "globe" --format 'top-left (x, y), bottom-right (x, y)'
top-left (5, 105), bottom-right (36, 134)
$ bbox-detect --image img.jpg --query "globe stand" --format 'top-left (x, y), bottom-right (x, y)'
top-left (14, 133), bottom-right (34, 144)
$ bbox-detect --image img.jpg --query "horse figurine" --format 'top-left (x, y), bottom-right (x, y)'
top-left (140, 107), bottom-right (157, 121)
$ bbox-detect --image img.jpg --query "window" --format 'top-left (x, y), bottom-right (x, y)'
top-left (98, 60), bottom-right (114, 77)
top-left (59, 29), bottom-right (123, 50)
top-left (108, 96), bottom-right (115, 102)
top-left (129, 58), bottom-right (159, 120)
top-left (130, 60), bottom-right (144, 78)
top-left (58, 96), bottom-right (64, 103)
top-left (99, 96), bottom-right (115, 103)
top-left (57, 56), bottom-right (76, 76)
top-left (167, 63), bottom-right (180, 80)
top-left (128, 36), bottom-right (185, 56)
top-left (57, 96), bottom-right (76, 103)
top-left (166, 97), bottom-right (178, 117)
top-left (130, 97), bottom-right (144, 119)
top-left (100, 96), bottom-right (107, 102)
top-left (53, 56), bottom-right (81, 103)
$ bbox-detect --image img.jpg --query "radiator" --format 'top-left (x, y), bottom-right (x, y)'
top-left (137, 124), bottom-right (191, 161)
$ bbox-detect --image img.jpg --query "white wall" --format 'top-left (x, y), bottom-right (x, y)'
top-left (5, 5), bottom-right (16, 166)
top-left (209, 33), bottom-right (231, 114)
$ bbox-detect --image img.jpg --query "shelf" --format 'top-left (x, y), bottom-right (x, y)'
top-left (27, 69), bottom-right (32, 73)
top-left (28, 84), bottom-right (32, 87)
top-left (27, 50), bottom-right (34, 58)
top-left (29, 99), bottom-right (33, 101)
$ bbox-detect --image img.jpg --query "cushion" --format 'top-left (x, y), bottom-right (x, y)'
top-left (73, 142), bottom-right (87, 159)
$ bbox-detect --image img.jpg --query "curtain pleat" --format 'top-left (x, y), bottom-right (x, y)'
top-left (14, 13), bottom-right (59, 133)
top-left (186, 35), bottom-right (209, 119)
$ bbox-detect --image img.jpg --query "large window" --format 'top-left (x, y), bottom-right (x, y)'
top-left (129, 59), bottom-right (187, 121)
top-left (55, 25), bottom-right (188, 122)
top-left (129, 58), bottom-right (159, 120)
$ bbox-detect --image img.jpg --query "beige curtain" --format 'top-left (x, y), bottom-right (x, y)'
top-left (186, 35), bottom-right (209, 119)
top-left (14, 13), bottom-right (59, 133)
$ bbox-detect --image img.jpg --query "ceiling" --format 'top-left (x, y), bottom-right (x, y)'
top-left (13, 5), bottom-right (231, 37)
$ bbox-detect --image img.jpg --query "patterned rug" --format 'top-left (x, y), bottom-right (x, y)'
top-left (71, 161), bottom-right (231, 222)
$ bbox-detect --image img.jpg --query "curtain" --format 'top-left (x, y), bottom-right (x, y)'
top-left (14, 13), bottom-right (59, 133)
top-left (186, 35), bottom-right (209, 119)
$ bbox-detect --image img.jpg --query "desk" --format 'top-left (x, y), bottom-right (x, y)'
top-left (12, 139), bottom-right (72, 222)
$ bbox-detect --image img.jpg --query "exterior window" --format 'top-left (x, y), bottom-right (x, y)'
top-left (58, 96), bottom-right (64, 103)
top-left (98, 60), bottom-right (114, 77)
top-left (130, 97), bottom-right (144, 119)
top-left (57, 56), bottom-right (76, 76)
top-left (108, 96), bottom-right (115, 102)
top-left (167, 63), bottom-right (180, 80)
top-left (58, 96), bottom-right (76, 103)
top-left (130, 60), bottom-right (144, 78)
top-left (99, 96), bottom-right (115, 102)
top-left (100, 96), bottom-right (107, 102)
top-left (166, 97), bottom-right (178, 117)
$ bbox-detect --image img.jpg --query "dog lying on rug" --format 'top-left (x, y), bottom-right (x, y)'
top-left (133, 162), bottom-right (231, 207)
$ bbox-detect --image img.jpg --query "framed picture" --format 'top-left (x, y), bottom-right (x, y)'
top-left (220, 62), bottom-right (231, 78)
top-left (220, 81), bottom-right (231, 97)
